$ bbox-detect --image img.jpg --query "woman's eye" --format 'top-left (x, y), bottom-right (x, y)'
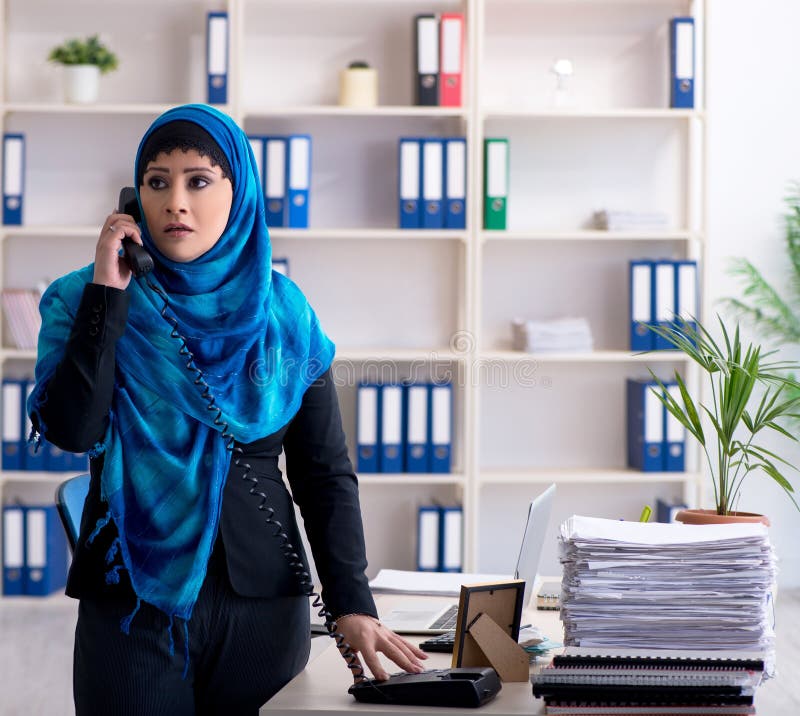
top-left (147, 177), bottom-right (167, 190)
top-left (189, 175), bottom-right (210, 189)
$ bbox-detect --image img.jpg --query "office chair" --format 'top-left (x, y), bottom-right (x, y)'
top-left (55, 473), bottom-right (90, 553)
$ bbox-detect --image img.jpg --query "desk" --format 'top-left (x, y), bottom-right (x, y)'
top-left (261, 593), bottom-right (562, 715)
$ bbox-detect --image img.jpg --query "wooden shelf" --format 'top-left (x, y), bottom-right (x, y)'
top-left (479, 468), bottom-right (701, 485)
top-left (358, 473), bottom-right (465, 486)
top-left (335, 348), bottom-right (465, 362)
top-left (480, 350), bottom-right (689, 364)
top-left (245, 105), bottom-right (468, 119)
top-left (0, 471), bottom-right (77, 483)
top-left (480, 230), bottom-right (700, 243)
top-left (1, 348), bottom-right (37, 361)
top-left (2, 102), bottom-right (212, 116)
top-left (270, 228), bottom-right (467, 241)
top-left (0, 592), bottom-right (76, 606)
top-left (0, 227), bottom-right (468, 242)
top-left (482, 108), bottom-right (704, 120)
top-left (0, 226), bottom-right (97, 239)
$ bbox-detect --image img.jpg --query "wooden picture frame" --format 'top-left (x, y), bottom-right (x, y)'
top-left (451, 579), bottom-right (525, 670)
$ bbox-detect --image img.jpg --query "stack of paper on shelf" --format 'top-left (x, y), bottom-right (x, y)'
top-left (511, 317), bottom-right (593, 353)
top-left (593, 209), bottom-right (670, 231)
top-left (1, 289), bottom-right (41, 349)
top-left (558, 516), bottom-right (776, 676)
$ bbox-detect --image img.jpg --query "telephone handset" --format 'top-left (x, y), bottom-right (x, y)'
top-left (114, 186), bottom-right (501, 706)
top-left (116, 187), bottom-right (155, 277)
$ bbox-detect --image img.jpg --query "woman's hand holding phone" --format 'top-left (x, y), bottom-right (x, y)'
top-left (93, 212), bottom-right (145, 290)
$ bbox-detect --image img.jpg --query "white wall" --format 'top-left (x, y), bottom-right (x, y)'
top-left (707, 0), bottom-right (800, 586)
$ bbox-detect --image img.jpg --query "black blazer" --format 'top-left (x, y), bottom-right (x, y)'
top-left (34, 282), bottom-right (377, 620)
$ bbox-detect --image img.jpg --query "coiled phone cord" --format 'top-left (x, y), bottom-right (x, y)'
top-left (146, 277), bottom-right (369, 684)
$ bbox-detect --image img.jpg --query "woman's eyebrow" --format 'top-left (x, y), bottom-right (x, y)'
top-left (144, 166), bottom-right (217, 174)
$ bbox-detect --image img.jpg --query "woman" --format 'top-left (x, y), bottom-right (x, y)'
top-left (28, 104), bottom-right (425, 716)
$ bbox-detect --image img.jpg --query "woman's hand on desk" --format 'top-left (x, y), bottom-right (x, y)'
top-left (335, 614), bottom-right (428, 682)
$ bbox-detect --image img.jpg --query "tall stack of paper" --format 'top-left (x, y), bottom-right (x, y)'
top-left (558, 516), bottom-right (776, 675)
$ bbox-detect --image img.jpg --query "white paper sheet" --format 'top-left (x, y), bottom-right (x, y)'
top-left (368, 568), bottom-right (512, 596)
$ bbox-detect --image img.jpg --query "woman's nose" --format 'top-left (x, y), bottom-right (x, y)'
top-left (165, 187), bottom-right (188, 215)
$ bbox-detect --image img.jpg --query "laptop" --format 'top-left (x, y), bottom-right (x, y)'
top-left (378, 484), bottom-right (556, 635)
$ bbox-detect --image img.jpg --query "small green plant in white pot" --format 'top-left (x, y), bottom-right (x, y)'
top-left (48, 35), bottom-right (119, 104)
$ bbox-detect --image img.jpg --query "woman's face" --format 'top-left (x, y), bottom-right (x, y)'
top-left (140, 148), bottom-right (233, 263)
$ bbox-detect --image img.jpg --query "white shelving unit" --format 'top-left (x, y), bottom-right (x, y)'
top-left (470, 0), bottom-right (706, 575)
top-left (0, 0), bottom-right (706, 596)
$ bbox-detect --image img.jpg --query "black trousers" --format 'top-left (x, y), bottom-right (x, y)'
top-left (73, 553), bottom-right (311, 716)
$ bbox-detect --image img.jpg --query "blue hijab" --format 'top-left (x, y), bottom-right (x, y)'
top-left (29, 104), bottom-right (334, 624)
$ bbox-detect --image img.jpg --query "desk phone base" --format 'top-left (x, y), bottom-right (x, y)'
top-left (348, 667), bottom-right (501, 707)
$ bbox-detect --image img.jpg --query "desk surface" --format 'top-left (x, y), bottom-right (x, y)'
top-left (261, 593), bottom-right (561, 715)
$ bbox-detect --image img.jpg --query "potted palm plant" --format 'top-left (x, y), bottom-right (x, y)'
top-left (647, 317), bottom-right (800, 525)
top-left (48, 35), bottom-right (119, 104)
top-left (721, 183), bottom-right (800, 414)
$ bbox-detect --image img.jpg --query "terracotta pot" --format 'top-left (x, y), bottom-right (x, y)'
top-left (674, 508), bottom-right (770, 527)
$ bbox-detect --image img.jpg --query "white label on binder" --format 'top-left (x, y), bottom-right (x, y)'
top-left (417, 17), bottom-right (439, 74)
top-left (3, 382), bottom-right (21, 441)
top-left (446, 141), bottom-right (466, 200)
top-left (382, 386), bottom-right (402, 444)
top-left (423, 142), bottom-right (443, 201)
top-left (441, 17), bottom-right (462, 74)
top-left (676, 22), bottom-right (694, 80)
top-left (248, 138), bottom-right (264, 188)
top-left (3, 508), bottom-right (23, 567)
top-left (407, 386), bottom-right (428, 443)
top-left (400, 141), bottom-right (420, 200)
top-left (442, 509), bottom-right (462, 569)
top-left (357, 387), bottom-right (378, 444)
top-left (666, 384), bottom-right (685, 442)
top-left (419, 510), bottom-right (439, 569)
top-left (208, 15), bottom-right (228, 75)
top-left (289, 137), bottom-right (310, 190)
top-left (655, 262), bottom-right (675, 321)
top-left (487, 142), bottom-right (508, 198)
top-left (3, 137), bottom-right (23, 195)
top-left (431, 386), bottom-right (451, 445)
top-left (632, 264), bottom-right (651, 322)
top-left (265, 140), bottom-right (286, 198)
top-left (26, 509), bottom-right (46, 568)
top-left (678, 263), bottom-right (697, 319)
top-left (645, 388), bottom-right (663, 444)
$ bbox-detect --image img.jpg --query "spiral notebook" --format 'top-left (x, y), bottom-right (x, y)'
top-left (542, 707), bottom-right (755, 715)
top-left (532, 647), bottom-right (764, 714)
top-left (551, 647), bottom-right (765, 673)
